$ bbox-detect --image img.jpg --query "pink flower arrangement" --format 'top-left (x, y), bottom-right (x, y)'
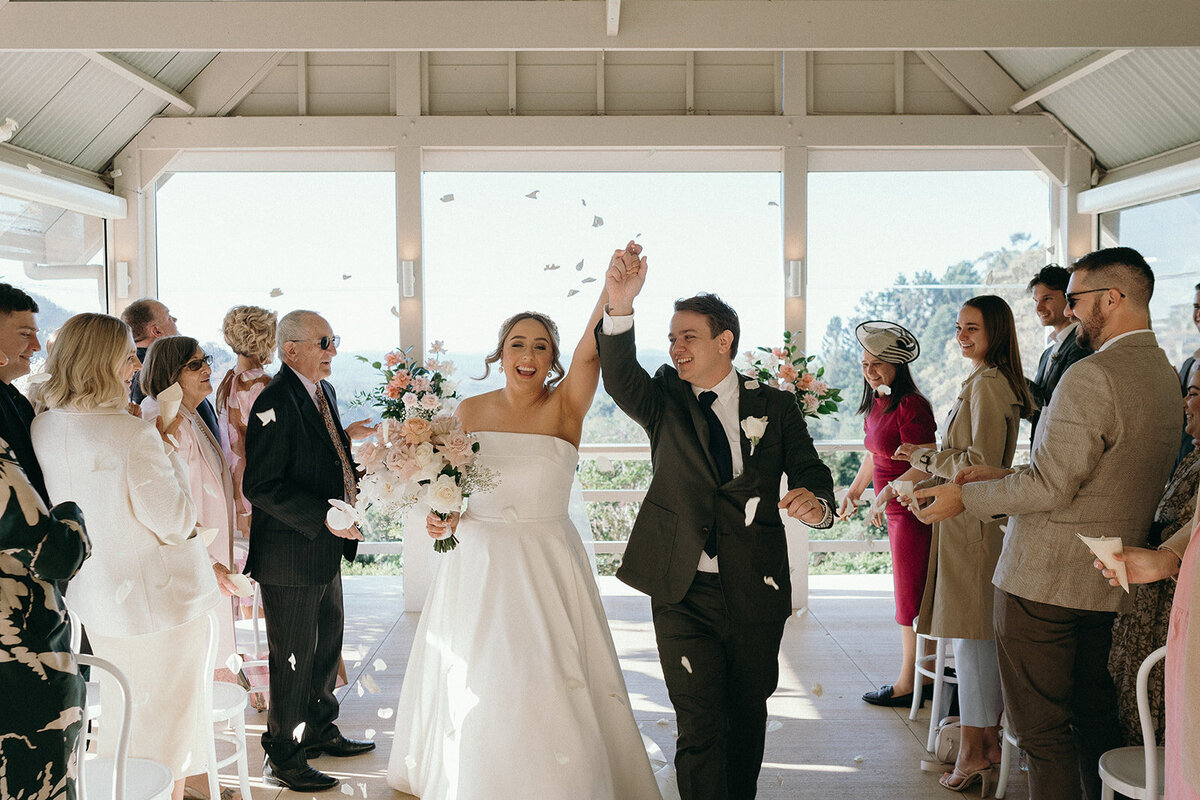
top-left (737, 330), bottom-right (842, 420)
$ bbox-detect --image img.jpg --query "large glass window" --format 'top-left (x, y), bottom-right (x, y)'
top-left (422, 171), bottom-right (785, 443)
top-left (0, 192), bottom-right (107, 385)
top-left (1099, 190), bottom-right (1200, 370)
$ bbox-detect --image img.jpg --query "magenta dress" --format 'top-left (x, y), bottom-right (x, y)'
top-left (1166, 530), bottom-right (1199, 799)
top-left (864, 392), bottom-right (937, 624)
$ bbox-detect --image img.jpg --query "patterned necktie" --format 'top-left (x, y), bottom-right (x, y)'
top-left (314, 385), bottom-right (357, 505)
top-left (699, 390), bottom-right (733, 558)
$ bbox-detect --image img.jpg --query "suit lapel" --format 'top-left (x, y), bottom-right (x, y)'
top-left (282, 365), bottom-right (339, 459)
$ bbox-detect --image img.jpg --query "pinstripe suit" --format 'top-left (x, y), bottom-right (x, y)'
top-left (244, 363), bottom-right (358, 769)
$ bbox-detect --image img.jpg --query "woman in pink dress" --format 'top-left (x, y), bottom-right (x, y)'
top-left (839, 320), bottom-right (937, 708)
top-left (215, 305), bottom-right (276, 541)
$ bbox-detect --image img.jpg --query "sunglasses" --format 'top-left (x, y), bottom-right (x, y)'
top-left (289, 335), bottom-right (341, 351)
top-left (1065, 287), bottom-right (1125, 309)
top-left (183, 354), bottom-right (213, 372)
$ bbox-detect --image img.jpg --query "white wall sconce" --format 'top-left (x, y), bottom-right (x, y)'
top-left (786, 259), bottom-right (805, 299)
top-left (401, 260), bottom-right (415, 297)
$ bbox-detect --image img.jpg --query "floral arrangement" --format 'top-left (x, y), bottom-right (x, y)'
top-left (736, 330), bottom-right (842, 419)
top-left (351, 342), bottom-right (497, 552)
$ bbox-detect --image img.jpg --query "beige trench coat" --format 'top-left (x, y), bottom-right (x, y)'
top-left (915, 365), bottom-right (1021, 640)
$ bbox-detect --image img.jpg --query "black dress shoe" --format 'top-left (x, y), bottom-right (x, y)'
top-left (305, 734), bottom-right (377, 759)
top-left (861, 682), bottom-right (936, 708)
top-left (262, 758), bottom-right (338, 792)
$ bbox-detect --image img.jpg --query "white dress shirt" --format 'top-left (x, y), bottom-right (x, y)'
top-left (1047, 321), bottom-right (1078, 356)
top-left (1098, 328), bottom-right (1154, 353)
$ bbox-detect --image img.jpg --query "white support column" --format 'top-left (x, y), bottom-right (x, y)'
top-left (297, 52), bottom-right (308, 115)
top-left (1060, 137), bottom-right (1097, 263)
top-left (781, 145), bottom-right (809, 611)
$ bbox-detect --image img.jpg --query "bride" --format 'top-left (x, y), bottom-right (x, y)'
top-left (386, 244), bottom-right (664, 799)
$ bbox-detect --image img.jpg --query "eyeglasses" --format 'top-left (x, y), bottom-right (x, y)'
top-left (1065, 287), bottom-right (1124, 309)
top-left (289, 335), bottom-right (341, 351)
top-left (183, 354), bottom-right (213, 372)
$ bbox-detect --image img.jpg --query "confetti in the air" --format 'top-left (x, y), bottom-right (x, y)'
top-left (744, 497), bottom-right (760, 526)
top-left (288, 652), bottom-right (297, 671)
top-left (575, 259), bottom-right (585, 271)
top-left (680, 656), bottom-right (693, 674)
top-left (812, 683), bottom-right (824, 697)
top-left (293, 722), bottom-right (306, 742)
top-left (581, 277), bottom-right (596, 284)
top-left (373, 658), bottom-right (387, 672)
top-left (592, 216), bottom-right (604, 228)
top-left (269, 288), bottom-right (283, 297)
top-left (567, 289), bottom-right (580, 297)
top-left (768, 201), bottom-right (779, 207)
top-left (226, 653), bottom-right (243, 673)
top-left (356, 683), bottom-right (364, 697)
top-left (525, 190), bottom-right (539, 199)
top-left (766, 720), bottom-right (783, 733)
top-left (361, 674), bottom-right (381, 694)
top-left (544, 263), bottom-right (561, 271)
top-left (256, 408), bottom-right (276, 426)
top-left (655, 718), bottom-right (670, 726)
top-left (342, 274), bottom-right (352, 280)
top-left (115, 580), bottom-right (134, 605)
top-left (764, 576), bottom-right (780, 591)
top-left (581, 199), bottom-right (587, 206)
top-left (377, 707), bottom-right (394, 719)
top-left (440, 194), bottom-right (454, 202)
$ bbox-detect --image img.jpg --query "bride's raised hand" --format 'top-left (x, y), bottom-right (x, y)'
top-left (604, 240), bottom-right (648, 314)
top-left (427, 511), bottom-right (460, 540)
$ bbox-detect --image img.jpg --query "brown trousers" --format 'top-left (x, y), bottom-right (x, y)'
top-left (993, 588), bottom-right (1123, 800)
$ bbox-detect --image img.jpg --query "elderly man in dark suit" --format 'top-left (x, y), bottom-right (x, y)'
top-left (244, 309), bottom-right (375, 792)
top-left (597, 244), bottom-right (834, 800)
top-left (1026, 264), bottom-right (1091, 442)
top-left (915, 248), bottom-right (1181, 800)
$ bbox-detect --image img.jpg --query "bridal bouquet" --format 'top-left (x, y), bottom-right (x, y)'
top-left (737, 330), bottom-right (842, 419)
top-left (352, 342), bottom-right (497, 552)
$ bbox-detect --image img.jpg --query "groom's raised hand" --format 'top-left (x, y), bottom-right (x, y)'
top-left (605, 240), bottom-right (648, 315)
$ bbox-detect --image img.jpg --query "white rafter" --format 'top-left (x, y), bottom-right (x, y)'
top-left (3, 2), bottom-right (1200, 51)
top-left (606, 0), bottom-right (620, 37)
top-left (81, 51), bottom-right (195, 114)
top-left (1010, 49), bottom-right (1134, 112)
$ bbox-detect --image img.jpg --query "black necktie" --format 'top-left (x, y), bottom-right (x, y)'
top-left (699, 390), bottom-right (733, 558)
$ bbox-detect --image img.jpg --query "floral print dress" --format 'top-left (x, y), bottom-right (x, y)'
top-left (0, 441), bottom-right (90, 800)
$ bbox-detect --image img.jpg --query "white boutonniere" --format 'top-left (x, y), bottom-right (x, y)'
top-left (743, 380), bottom-right (759, 390)
top-left (740, 415), bottom-right (769, 455)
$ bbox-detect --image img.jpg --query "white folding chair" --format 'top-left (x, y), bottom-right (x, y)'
top-left (911, 632), bottom-right (959, 752)
top-left (232, 581), bottom-right (269, 702)
top-left (76, 654), bottom-right (174, 800)
top-left (1099, 645), bottom-right (1167, 800)
top-left (993, 713), bottom-right (1020, 799)
top-left (202, 611), bottom-right (254, 800)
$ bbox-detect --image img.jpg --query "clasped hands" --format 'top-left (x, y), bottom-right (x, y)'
top-left (604, 240), bottom-right (648, 314)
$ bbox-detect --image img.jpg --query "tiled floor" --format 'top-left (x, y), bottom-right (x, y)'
top-left (223, 574), bottom-right (1027, 799)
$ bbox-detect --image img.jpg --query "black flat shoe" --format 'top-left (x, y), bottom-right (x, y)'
top-left (305, 734), bottom-right (377, 758)
top-left (862, 682), bottom-right (936, 708)
top-left (262, 758), bottom-right (338, 792)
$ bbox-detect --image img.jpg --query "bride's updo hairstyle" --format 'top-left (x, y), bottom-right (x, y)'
top-left (479, 311), bottom-right (566, 387)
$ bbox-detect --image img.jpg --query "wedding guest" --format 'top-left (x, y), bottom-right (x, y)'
top-left (896, 296), bottom-right (1031, 794)
top-left (840, 321), bottom-right (937, 708)
top-left (1106, 369), bottom-right (1200, 747)
top-left (215, 305), bottom-right (276, 540)
top-left (139, 337), bottom-right (241, 686)
top-left (1026, 265), bottom-right (1091, 442)
top-left (122, 297), bottom-right (220, 440)
top-left (0, 283), bottom-right (48, 504)
top-left (32, 313), bottom-right (220, 800)
top-left (1098, 493), bottom-right (1200, 799)
top-left (0, 355), bottom-right (89, 800)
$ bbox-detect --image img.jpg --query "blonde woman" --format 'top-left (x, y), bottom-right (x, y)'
top-left (32, 313), bottom-right (220, 800)
top-left (215, 305), bottom-right (276, 539)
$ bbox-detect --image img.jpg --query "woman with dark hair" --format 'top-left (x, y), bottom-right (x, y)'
top-left (895, 295), bottom-right (1032, 794)
top-left (841, 321), bottom-right (938, 709)
top-left (386, 245), bottom-right (663, 799)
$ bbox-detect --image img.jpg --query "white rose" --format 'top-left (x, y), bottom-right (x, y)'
top-left (424, 474), bottom-right (463, 515)
top-left (740, 415), bottom-right (768, 440)
top-left (413, 442), bottom-right (444, 482)
top-left (876, 384), bottom-right (892, 396)
top-left (759, 352), bottom-right (779, 371)
top-left (420, 393), bottom-right (441, 411)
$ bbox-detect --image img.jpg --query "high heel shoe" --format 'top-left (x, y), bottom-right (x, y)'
top-left (938, 765), bottom-right (993, 796)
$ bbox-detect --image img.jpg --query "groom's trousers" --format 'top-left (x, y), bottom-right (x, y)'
top-left (654, 572), bottom-right (787, 800)
top-left (259, 572), bottom-right (345, 768)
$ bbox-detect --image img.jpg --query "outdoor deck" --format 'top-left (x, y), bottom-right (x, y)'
top-left (229, 573), bottom-right (1028, 799)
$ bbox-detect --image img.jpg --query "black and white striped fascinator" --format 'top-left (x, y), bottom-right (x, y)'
top-left (855, 320), bottom-right (920, 365)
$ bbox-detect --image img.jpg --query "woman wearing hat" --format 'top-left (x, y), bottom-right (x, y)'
top-left (839, 320), bottom-right (937, 709)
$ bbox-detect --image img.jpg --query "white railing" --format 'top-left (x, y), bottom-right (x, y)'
top-left (366, 440), bottom-right (881, 612)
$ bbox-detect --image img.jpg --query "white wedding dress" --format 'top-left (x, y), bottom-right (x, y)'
top-left (387, 431), bottom-right (665, 800)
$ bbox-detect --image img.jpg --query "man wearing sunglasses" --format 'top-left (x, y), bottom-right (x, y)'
top-left (122, 297), bottom-right (221, 441)
top-left (243, 309), bottom-right (376, 792)
top-left (912, 247), bottom-right (1180, 800)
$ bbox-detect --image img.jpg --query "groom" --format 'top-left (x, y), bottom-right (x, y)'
top-left (597, 243), bottom-right (835, 800)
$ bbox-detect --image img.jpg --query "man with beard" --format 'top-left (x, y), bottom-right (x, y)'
top-left (911, 247), bottom-right (1180, 800)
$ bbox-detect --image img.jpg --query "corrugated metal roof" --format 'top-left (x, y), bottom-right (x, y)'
top-left (988, 49), bottom-right (1095, 87)
top-left (992, 48), bottom-right (1200, 169)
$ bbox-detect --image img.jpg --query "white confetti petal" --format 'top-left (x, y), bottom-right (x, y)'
top-left (356, 682), bottom-right (365, 697)
top-left (566, 678), bottom-right (584, 690)
top-left (853, 754), bottom-right (864, 763)
top-left (766, 720), bottom-right (783, 733)
top-left (373, 658), bottom-right (387, 672)
top-left (288, 652), bottom-right (297, 671)
top-left (227, 573), bottom-right (253, 597)
top-left (364, 728), bottom-right (376, 739)
top-left (377, 707), bottom-right (394, 719)
top-left (404, 754), bottom-right (417, 769)
top-left (340, 784), bottom-right (354, 796)
top-left (226, 653), bottom-right (244, 673)
top-left (764, 575), bottom-right (780, 591)
top-left (361, 674), bottom-right (381, 694)
top-left (744, 497), bottom-right (761, 526)
top-left (357, 782), bottom-right (368, 798)
top-left (115, 580), bottom-right (134, 605)
top-left (567, 289), bottom-right (580, 297)
top-left (591, 215), bottom-right (604, 228)
top-left (581, 198), bottom-right (587, 206)
top-left (269, 288), bottom-right (283, 298)
top-left (256, 408), bottom-right (276, 426)
top-left (581, 276), bottom-right (596, 284)
top-left (811, 682), bottom-right (824, 697)
top-left (680, 656), bottom-right (693, 674)
top-left (342, 274), bottom-right (352, 280)
top-left (525, 190), bottom-right (539, 199)
top-left (655, 718), bottom-right (670, 726)
top-left (293, 721), bottom-right (306, 742)
top-left (390, 306), bottom-right (402, 319)
top-left (554, 752), bottom-right (570, 765)
top-left (440, 194), bottom-right (454, 202)
top-left (768, 200), bottom-right (779, 207)
top-left (575, 259), bottom-right (585, 271)
top-left (544, 263), bottom-right (561, 271)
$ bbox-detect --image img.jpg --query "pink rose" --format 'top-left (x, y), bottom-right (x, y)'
top-left (772, 347), bottom-right (787, 359)
top-left (401, 417), bottom-right (433, 445)
top-left (410, 376), bottom-right (432, 393)
top-left (385, 444), bottom-right (420, 481)
top-left (780, 381), bottom-right (797, 393)
top-left (384, 382), bottom-right (402, 400)
top-left (402, 392), bottom-right (419, 408)
top-left (385, 352), bottom-right (403, 368)
top-left (431, 414), bottom-right (461, 436)
top-left (811, 380), bottom-right (829, 395)
top-left (355, 440), bottom-right (386, 472)
top-left (778, 363), bottom-right (799, 383)
top-left (437, 431), bottom-right (475, 468)
top-left (424, 357), bottom-right (440, 371)
top-left (420, 394), bottom-right (441, 411)
top-left (429, 340), bottom-right (447, 354)
top-left (797, 373), bottom-right (816, 391)
top-left (802, 394), bottom-right (820, 414)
